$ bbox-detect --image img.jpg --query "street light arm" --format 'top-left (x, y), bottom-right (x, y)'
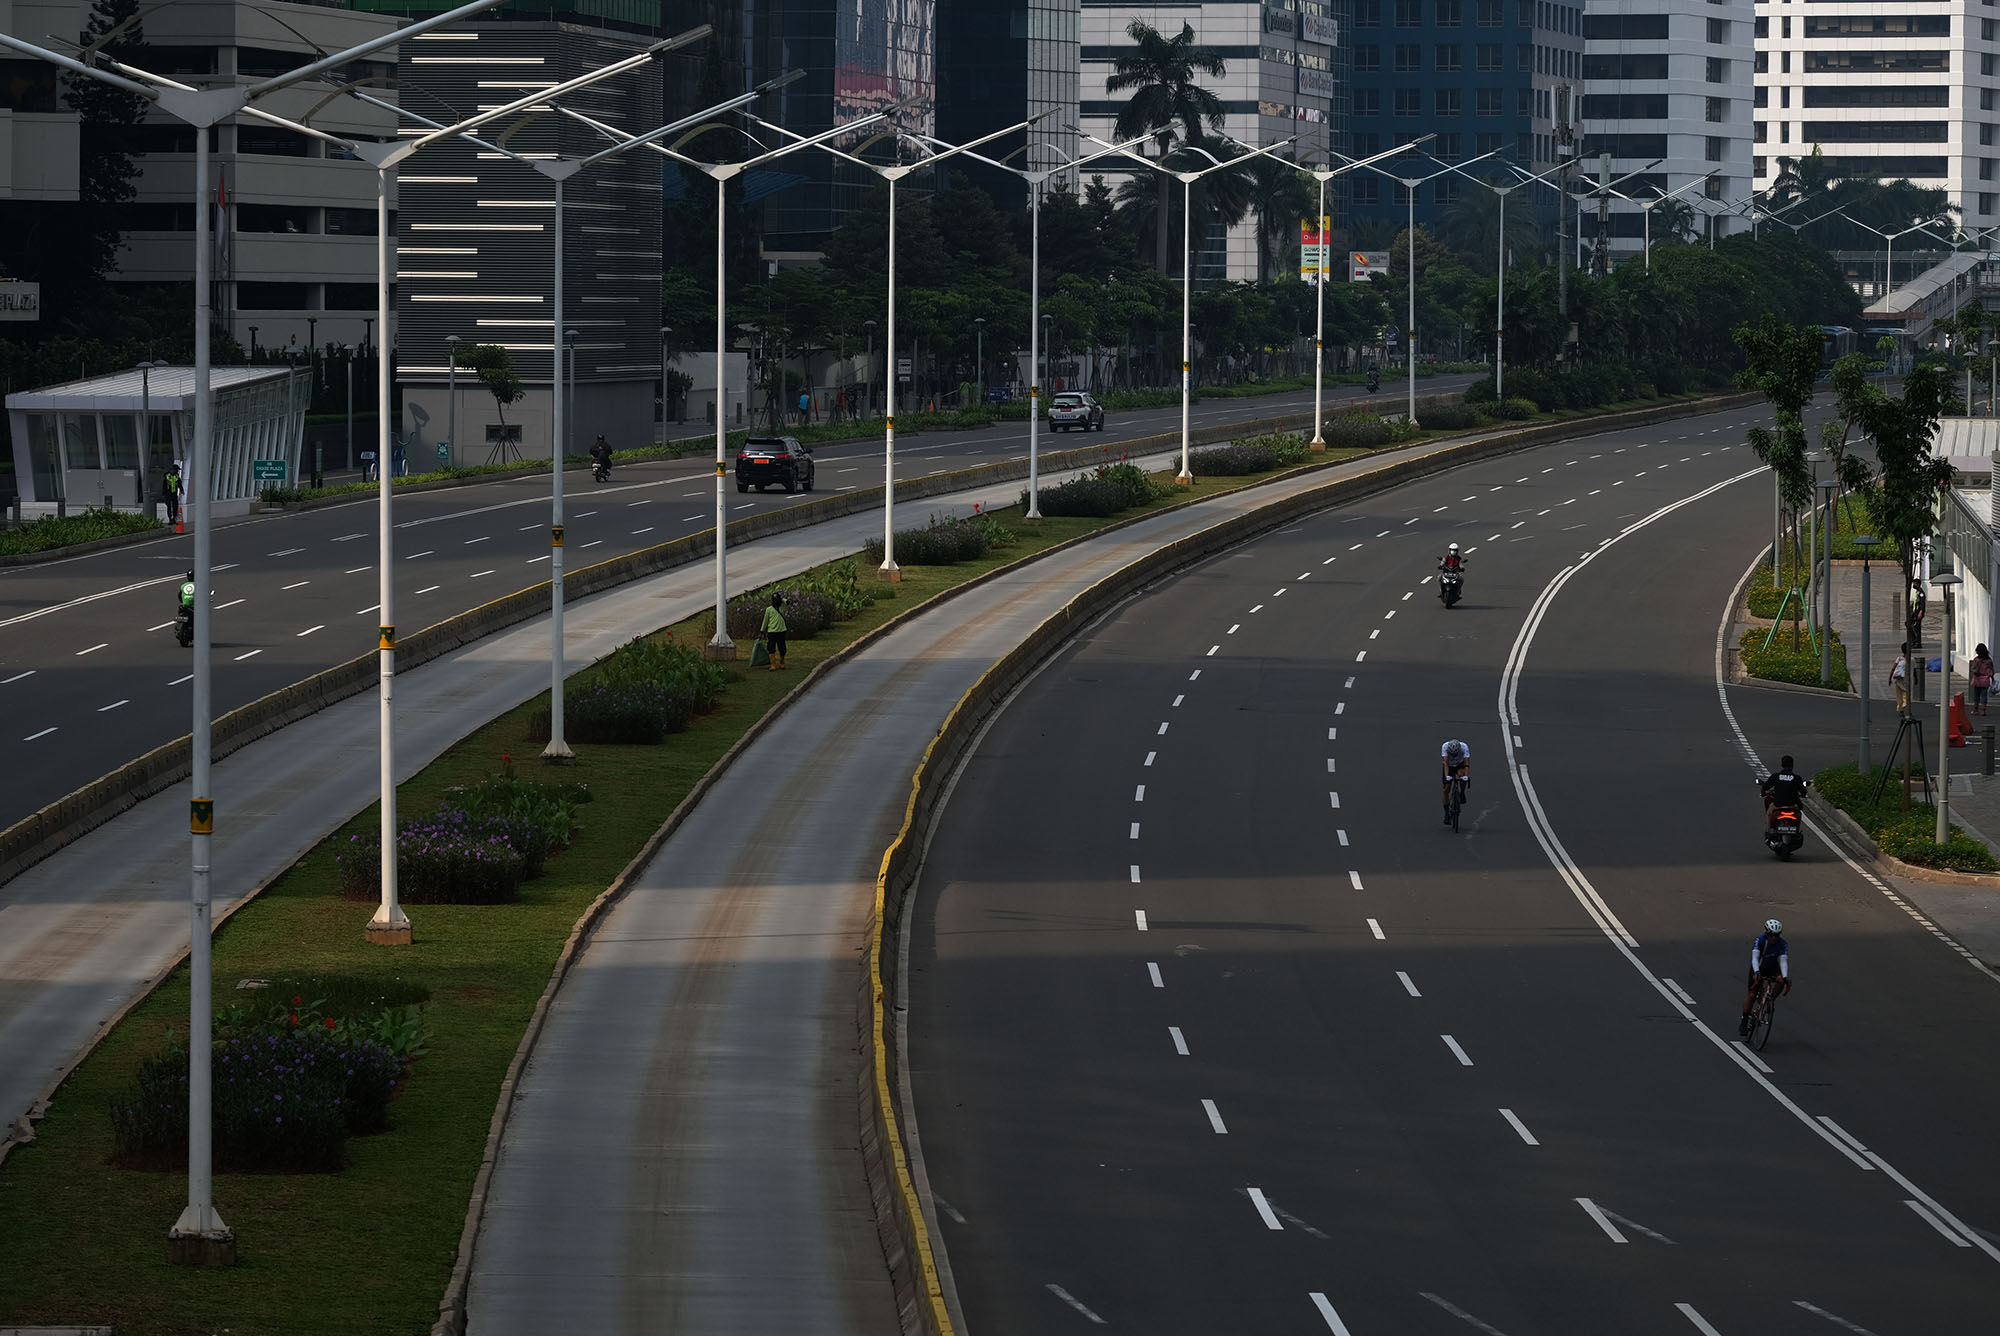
top-left (345, 87), bottom-right (531, 163)
top-left (247, 0), bottom-right (584, 100)
top-left (1322, 133), bottom-right (1436, 181)
top-left (0, 31), bottom-right (157, 97)
top-left (894, 109), bottom-right (1060, 178)
top-left (405, 24), bottom-right (709, 153)
top-left (575, 72), bottom-right (796, 170)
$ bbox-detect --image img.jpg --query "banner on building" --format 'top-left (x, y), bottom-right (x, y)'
top-left (0, 280), bottom-right (41, 321)
top-left (1262, 4), bottom-right (1297, 35)
top-left (1350, 251), bottom-right (1389, 282)
top-left (1302, 13), bottom-right (1340, 46)
top-left (1299, 67), bottom-right (1337, 98)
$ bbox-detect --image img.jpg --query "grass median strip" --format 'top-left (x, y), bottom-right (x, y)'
top-left (0, 449), bottom-right (1367, 1335)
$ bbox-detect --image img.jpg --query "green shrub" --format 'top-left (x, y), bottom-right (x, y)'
top-left (1464, 376), bottom-right (1497, 405)
top-left (786, 559), bottom-right (876, 618)
top-left (1485, 397), bottom-right (1538, 420)
top-left (1320, 412), bottom-right (1394, 448)
top-left (862, 513), bottom-right (991, 565)
top-left (1190, 440), bottom-right (1280, 475)
top-left (1418, 401), bottom-right (1482, 430)
top-left (110, 1028), bottom-right (404, 1172)
top-left (1812, 762), bottom-right (1999, 871)
top-left (1025, 474), bottom-right (1129, 518)
top-left (1093, 460), bottom-right (1164, 506)
top-left (962, 507), bottom-right (1018, 549)
top-left (0, 506), bottom-right (161, 556)
top-left (438, 770), bottom-right (587, 877)
top-left (597, 635), bottom-right (729, 707)
top-left (1739, 627), bottom-right (1850, 690)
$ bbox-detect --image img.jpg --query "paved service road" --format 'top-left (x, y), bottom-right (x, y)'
top-left (910, 402), bottom-right (2000, 1333)
top-left (0, 377), bottom-right (1473, 829)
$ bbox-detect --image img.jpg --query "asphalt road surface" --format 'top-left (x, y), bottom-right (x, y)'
top-left (0, 375), bottom-right (1474, 829)
top-left (909, 400), bottom-right (1999, 1333)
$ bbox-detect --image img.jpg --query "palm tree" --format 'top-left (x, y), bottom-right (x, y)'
top-left (1107, 20), bottom-right (1227, 273)
top-left (1431, 180), bottom-right (1545, 268)
top-left (1242, 155), bottom-right (1316, 283)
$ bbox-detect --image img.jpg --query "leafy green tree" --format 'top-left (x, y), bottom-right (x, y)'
top-left (1828, 356), bottom-right (1956, 595)
top-left (1734, 316), bottom-right (1822, 573)
top-left (458, 344), bottom-right (524, 426)
top-left (1106, 20), bottom-right (1227, 273)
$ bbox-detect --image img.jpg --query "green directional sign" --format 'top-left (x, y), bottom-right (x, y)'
top-left (252, 459), bottom-right (288, 483)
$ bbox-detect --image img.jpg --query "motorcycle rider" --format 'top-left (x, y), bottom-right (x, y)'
top-left (590, 434), bottom-right (613, 479)
top-left (1366, 365), bottom-right (1380, 392)
top-left (1437, 543), bottom-right (1465, 599)
top-left (177, 569), bottom-right (196, 615)
top-left (1759, 754), bottom-right (1806, 831)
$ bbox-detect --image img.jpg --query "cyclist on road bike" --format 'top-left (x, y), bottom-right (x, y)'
top-left (1440, 739), bottom-right (1471, 824)
top-left (1759, 755), bottom-right (1806, 830)
top-left (1739, 918), bottom-right (1790, 1036)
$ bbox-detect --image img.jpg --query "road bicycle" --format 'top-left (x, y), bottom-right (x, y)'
top-left (1445, 773), bottom-right (1469, 833)
top-left (1745, 974), bottom-right (1781, 1051)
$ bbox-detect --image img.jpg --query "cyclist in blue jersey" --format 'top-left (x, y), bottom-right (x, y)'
top-left (1739, 918), bottom-right (1790, 1036)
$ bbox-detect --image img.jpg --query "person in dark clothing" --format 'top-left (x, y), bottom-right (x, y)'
top-left (760, 592), bottom-right (788, 670)
top-left (1759, 755), bottom-right (1806, 829)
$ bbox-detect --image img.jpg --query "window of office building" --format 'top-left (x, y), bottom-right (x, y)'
top-left (1519, 43), bottom-right (1533, 72)
top-left (1706, 57), bottom-right (1729, 83)
top-left (1982, 192), bottom-right (1996, 216)
top-left (324, 283), bottom-right (374, 311)
top-left (1356, 131), bottom-right (1383, 154)
top-left (1477, 0), bottom-right (1503, 26)
top-left (1354, 177), bottom-right (1380, 203)
top-left (1477, 43), bottom-right (1502, 70)
top-left (325, 207), bottom-right (377, 236)
top-left (237, 203), bottom-right (311, 233)
top-left (1802, 121), bottom-right (1948, 143)
top-left (1394, 181), bottom-right (1413, 206)
top-left (1396, 87), bottom-right (1422, 114)
top-left (237, 282), bottom-right (312, 310)
top-left (1437, 87), bottom-right (1462, 115)
top-left (1581, 94), bottom-right (1670, 120)
top-left (1707, 97), bottom-right (1728, 123)
top-left (1755, 155), bottom-right (1767, 177)
top-left (1357, 0), bottom-right (1381, 24)
top-left (1707, 18), bottom-right (1730, 43)
top-left (1755, 121), bottom-right (1767, 143)
top-left (1518, 87), bottom-right (1534, 115)
top-left (0, 59), bottom-right (58, 112)
top-left (1397, 0), bottom-right (1422, 25)
top-left (1987, 17), bottom-right (1998, 39)
top-left (1437, 44), bottom-right (1461, 70)
top-left (1436, 179), bottom-right (1458, 205)
top-left (1805, 86), bottom-right (1949, 109)
top-left (1583, 53), bottom-right (1669, 79)
top-left (1396, 44), bottom-right (1420, 71)
top-left (1477, 87), bottom-right (1502, 115)
top-left (1355, 45), bottom-right (1380, 71)
top-left (1806, 51), bottom-right (1951, 73)
top-left (1985, 124), bottom-right (1997, 147)
top-left (1438, 133), bottom-right (1462, 158)
top-left (1582, 13), bottom-right (1668, 40)
top-left (1983, 159), bottom-right (1997, 181)
top-left (1438, 0), bottom-right (1463, 23)
top-left (1518, 132), bottom-right (1533, 161)
top-left (1754, 86), bottom-right (1767, 109)
top-left (1986, 89), bottom-right (1998, 112)
top-left (238, 125), bottom-right (313, 157)
top-left (1476, 131), bottom-right (1502, 154)
top-left (1754, 16), bottom-right (1766, 37)
top-left (1356, 88), bottom-right (1381, 114)
top-left (1706, 136), bottom-right (1727, 162)
top-left (1802, 15), bottom-right (1949, 36)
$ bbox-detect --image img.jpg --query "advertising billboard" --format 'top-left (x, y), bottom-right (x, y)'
top-left (1350, 251), bottom-right (1390, 282)
top-left (834, 0), bottom-right (937, 136)
top-left (1300, 217), bottom-right (1331, 282)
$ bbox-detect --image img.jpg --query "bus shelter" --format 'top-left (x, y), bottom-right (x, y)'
top-left (6, 365), bottom-right (308, 518)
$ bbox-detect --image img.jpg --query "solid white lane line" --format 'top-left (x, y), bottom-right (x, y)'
top-left (23, 727), bottom-right (56, 741)
top-left (1676, 1303), bottom-right (1724, 1335)
top-left (1201, 1099), bottom-right (1228, 1133)
top-left (1147, 962), bottom-right (1164, 987)
top-left (1349, 871), bottom-right (1364, 890)
top-left (345, 565), bottom-right (371, 574)
top-left (98, 700), bottom-right (128, 712)
top-left (169, 674), bottom-right (192, 686)
top-left (1145, 751), bottom-right (1157, 766)
top-left (298, 625), bottom-right (324, 637)
top-left (2, 671), bottom-right (33, 684)
top-left (1395, 970), bottom-right (1419, 995)
top-left (1576, 1197), bottom-right (1626, 1242)
top-left (1732, 1042), bottom-right (1774, 1074)
top-left (1045, 1284), bottom-right (1106, 1325)
top-left (282, 580), bottom-right (310, 591)
top-left (1247, 1188), bottom-right (1283, 1230)
top-left (1134, 908), bottom-right (1147, 929)
top-left (1419, 1292), bottom-right (1512, 1335)
top-left (1441, 1034), bottom-right (1473, 1066)
top-left (1367, 918), bottom-right (1384, 940)
top-left (1498, 1109), bottom-right (1539, 1145)
top-left (1337, 829), bottom-right (1349, 846)
top-left (76, 643), bottom-right (107, 656)
top-left (1310, 1292), bottom-right (1355, 1335)
top-left (415, 585), bottom-right (441, 595)
top-left (1129, 823), bottom-right (1139, 839)
top-left (214, 598), bottom-right (245, 611)
top-left (355, 604), bottom-right (380, 615)
top-left (1792, 1301), bottom-right (1883, 1334)
top-left (1169, 1026), bottom-right (1188, 1055)
top-left (1661, 977), bottom-right (1695, 1005)
top-left (1815, 1117), bottom-right (1869, 1157)
top-left (464, 535), bottom-right (490, 545)
top-left (471, 569), bottom-right (497, 578)
top-left (234, 649), bottom-right (261, 661)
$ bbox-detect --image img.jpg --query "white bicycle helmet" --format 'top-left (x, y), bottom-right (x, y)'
top-left (1445, 741), bottom-right (1465, 763)
top-left (1448, 542), bottom-right (1460, 552)
top-left (1765, 918), bottom-right (1783, 934)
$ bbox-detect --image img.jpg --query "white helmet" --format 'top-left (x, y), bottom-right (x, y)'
top-left (1765, 918), bottom-right (1783, 934)
top-left (1445, 741), bottom-right (1465, 762)
top-left (1448, 542), bottom-right (1460, 552)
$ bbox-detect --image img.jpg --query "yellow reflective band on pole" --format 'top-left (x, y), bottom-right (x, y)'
top-left (190, 799), bottom-right (213, 835)
top-left (551, 525), bottom-right (564, 547)
top-left (886, 416), bottom-right (895, 430)
top-left (715, 461), bottom-right (726, 476)
top-left (379, 625), bottom-right (395, 651)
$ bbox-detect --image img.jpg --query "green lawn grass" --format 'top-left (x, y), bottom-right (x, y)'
top-left (0, 452), bottom-right (1369, 1335)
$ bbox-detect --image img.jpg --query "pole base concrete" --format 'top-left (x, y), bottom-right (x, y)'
top-left (167, 1229), bottom-right (237, 1267)
top-left (702, 641), bottom-right (738, 662)
top-left (365, 915), bottom-right (412, 946)
top-left (539, 741), bottom-right (575, 762)
top-left (877, 564), bottom-right (902, 583)
top-left (1308, 437), bottom-right (1327, 452)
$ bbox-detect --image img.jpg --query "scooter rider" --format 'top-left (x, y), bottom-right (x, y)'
top-left (1437, 543), bottom-right (1466, 598)
top-left (1366, 365), bottom-right (1380, 391)
top-left (590, 434), bottom-right (612, 478)
top-left (178, 570), bottom-right (196, 614)
top-left (1759, 754), bottom-right (1806, 829)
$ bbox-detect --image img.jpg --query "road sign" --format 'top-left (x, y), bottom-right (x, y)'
top-left (436, 441), bottom-right (451, 462)
top-left (252, 459), bottom-right (287, 483)
top-left (897, 357), bottom-right (912, 381)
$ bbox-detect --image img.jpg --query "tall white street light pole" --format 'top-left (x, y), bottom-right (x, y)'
top-left (563, 101), bottom-right (879, 652)
top-left (745, 113), bottom-right (1051, 563)
top-left (0, 0), bottom-right (514, 1260)
top-left (1093, 136), bottom-right (1296, 479)
top-left (1360, 150), bottom-right (1499, 425)
top-left (917, 131), bottom-right (1148, 513)
top-left (1601, 171), bottom-right (1714, 270)
top-left (1297, 135), bottom-right (1434, 446)
top-left (1473, 157), bottom-right (1566, 400)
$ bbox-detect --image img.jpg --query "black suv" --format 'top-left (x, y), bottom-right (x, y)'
top-left (736, 436), bottom-right (816, 493)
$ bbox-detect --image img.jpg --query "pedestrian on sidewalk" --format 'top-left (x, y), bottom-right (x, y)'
top-left (1892, 643), bottom-right (1910, 716)
top-left (163, 460), bottom-right (183, 524)
top-left (1973, 643), bottom-right (1995, 716)
top-left (760, 592), bottom-right (788, 671)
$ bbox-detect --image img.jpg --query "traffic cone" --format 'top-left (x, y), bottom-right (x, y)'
top-left (174, 517), bottom-right (183, 534)
top-left (1950, 691), bottom-right (1971, 747)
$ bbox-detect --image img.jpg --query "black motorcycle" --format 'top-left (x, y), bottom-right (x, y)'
top-left (1366, 372), bottom-right (1380, 393)
top-left (1438, 568), bottom-right (1463, 607)
top-left (1763, 784), bottom-right (1805, 860)
top-left (592, 458), bottom-right (611, 483)
top-left (175, 603), bottom-right (194, 647)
